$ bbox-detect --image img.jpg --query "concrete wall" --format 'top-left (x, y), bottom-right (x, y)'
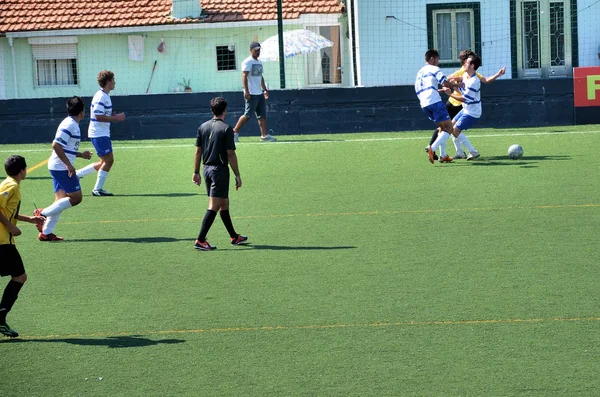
top-left (1, 79), bottom-right (597, 145)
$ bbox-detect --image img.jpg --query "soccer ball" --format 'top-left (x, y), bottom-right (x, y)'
top-left (508, 144), bottom-right (523, 159)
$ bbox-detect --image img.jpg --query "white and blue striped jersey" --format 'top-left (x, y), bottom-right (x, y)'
top-left (88, 89), bottom-right (112, 138)
top-left (415, 64), bottom-right (447, 107)
top-left (48, 116), bottom-right (80, 171)
top-left (458, 72), bottom-right (482, 118)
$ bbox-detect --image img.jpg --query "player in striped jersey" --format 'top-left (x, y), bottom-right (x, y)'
top-left (441, 54), bottom-right (483, 160)
top-left (415, 49), bottom-right (463, 164)
top-left (75, 70), bottom-right (126, 196)
top-left (427, 50), bottom-right (506, 159)
top-left (34, 97), bottom-right (92, 241)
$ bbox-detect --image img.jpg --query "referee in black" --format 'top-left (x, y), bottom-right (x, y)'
top-left (193, 97), bottom-right (248, 251)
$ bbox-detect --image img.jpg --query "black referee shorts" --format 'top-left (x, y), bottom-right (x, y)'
top-left (203, 165), bottom-right (230, 198)
top-left (0, 244), bottom-right (26, 278)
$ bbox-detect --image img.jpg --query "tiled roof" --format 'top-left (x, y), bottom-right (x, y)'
top-left (0, 0), bottom-right (344, 33)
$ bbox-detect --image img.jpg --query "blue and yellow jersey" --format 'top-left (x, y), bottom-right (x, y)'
top-left (448, 66), bottom-right (484, 107)
top-left (0, 176), bottom-right (21, 245)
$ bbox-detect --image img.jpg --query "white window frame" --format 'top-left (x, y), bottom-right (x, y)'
top-left (304, 23), bottom-right (344, 87)
top-left (515, 0), bottom-right (572, 79)
top-left (432, 8), bottom-right (476, 66)
top-left (28, 36), bottom-right (79, 87)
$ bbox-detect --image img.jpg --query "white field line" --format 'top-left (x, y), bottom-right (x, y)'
top-left (2, 129), bottom-right (600, 153)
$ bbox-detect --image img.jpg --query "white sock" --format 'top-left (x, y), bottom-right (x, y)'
top-left (94, 170), bottom-right (109, 191)
top-left (76, 164), bottom-right (97, 179)
top-left (458, 133), bottom-right (476, 153)
top-left (41, 197), bottom-right (72, 217)
top-left (452, 136), bottom-right (465, 155)
top-left (439, 140), bottom-right (448, 158)
top-left (42, 213), bottom-right (61, 235)
top-left (431, 131), bottom-right (450, 152)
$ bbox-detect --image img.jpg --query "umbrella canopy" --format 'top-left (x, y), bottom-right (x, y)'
top-left (259, 29), bottom-right (334, 62)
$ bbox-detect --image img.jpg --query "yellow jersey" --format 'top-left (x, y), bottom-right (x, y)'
top-left (0, 176), bottom-right (21, 245)
top-left (448, 67), bottom-right (484, 107)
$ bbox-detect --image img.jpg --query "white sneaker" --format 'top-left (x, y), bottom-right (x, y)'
top-left (260, 134), bottom-right (277, 142)
top-left (467, 151), bottom-right (480, 161)
top-left (233, 133), bottom-right (239, 143)
top-left (453, 152), bottom-right (467, 160)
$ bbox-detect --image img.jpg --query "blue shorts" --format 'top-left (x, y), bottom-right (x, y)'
top-left (50, 170), bottom-right (81, 193)
top-left (453, 110), bottom-right (479, 132)
top-left (91, 137), bottom-right (113, 157)
top-left (422, 102), bottom-right (451, 124)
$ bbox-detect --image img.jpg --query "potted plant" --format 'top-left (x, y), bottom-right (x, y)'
top-left (179, 78), bottom-right (192, 92)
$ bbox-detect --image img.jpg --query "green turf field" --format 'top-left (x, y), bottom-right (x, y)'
top-left (1, 125), bottom-right (599, 396)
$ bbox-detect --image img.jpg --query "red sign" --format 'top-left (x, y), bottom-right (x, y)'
top-left (574, 67), bottom-right (600, 107)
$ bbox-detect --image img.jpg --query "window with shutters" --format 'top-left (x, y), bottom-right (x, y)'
top-left (29, 37), bottom-right (79, 86)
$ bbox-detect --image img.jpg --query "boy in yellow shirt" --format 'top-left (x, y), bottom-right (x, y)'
top-left (0, 155), bottom-right (45, 337)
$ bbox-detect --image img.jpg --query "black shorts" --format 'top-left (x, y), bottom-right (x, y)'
top-left (0, 244), bottom-right (25, 277)
top-left (203, 165), bottom-right (230, 198)
top-left (446, 101), bottom-right (463, 119)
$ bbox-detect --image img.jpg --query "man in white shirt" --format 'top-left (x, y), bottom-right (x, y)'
top-left (34, 96), bottom-right (92, 241)
top-left (415, 49), bottom-right (462, 164)
top-left (232, 42), bottom-right (276, 142)
top-left (75, 70), bottom-right (125, 196)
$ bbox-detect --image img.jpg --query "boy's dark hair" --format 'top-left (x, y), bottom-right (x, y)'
top-left (459, 49), bottom-right (477, 65)
top-left (470, 54), bottom-right (482, 70)
top-left (4, 155), bottom-right (27, 177)
top-left (425, 49), bottom-right (440, 62)
top-left (67, 96), bottom-right (84, 116)
top-left (97, 70), bottom-right (114, 87)
top-left (210, 97), bottom-right (228, 116)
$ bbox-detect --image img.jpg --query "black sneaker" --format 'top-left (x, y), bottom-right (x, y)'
top-left (92, 189), bottom-right (114, 196)
top-left (194, 240), bottom-right (216, 251)
top-left (0, 322), bottom-right (19, 338)
top-left (231, 235), bottom-right (249, 245)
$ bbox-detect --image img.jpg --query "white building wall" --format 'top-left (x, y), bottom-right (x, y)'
top-left (354, 0), bottom-right (510, 86)
top-left (576, 0), bottom-right (600, 67)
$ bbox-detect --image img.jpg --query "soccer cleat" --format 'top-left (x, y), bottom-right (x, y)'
top-left (194, 240), bottom-right (216, 251)
top-left (234, 133), bottom-right (240, 143)
top-left (452, 152), bottom-right (467, 160)
top-left (426, 146), bottom-right (435, 164)
top-left (467, 151), bottom-right (481, 161)
top-left (0, 323), bottom-right (19, 338)
top-left (33, 208), bottom-right (46, 233)
top-left (425, 146), bottom-right (439, 161)
top-left (231, 235), bottom-right (249, 245)
top-left (92, 189), bottom-right (113, 196)
top-left (260, 134), bottom-right (277, 142)
top-left (439, 155), bottom-right (453, 163)
top-left (38, 233), bottom-right (64, 242)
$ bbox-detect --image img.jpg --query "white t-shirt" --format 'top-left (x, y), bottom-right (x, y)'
top-left (415, 64), bottom-right (447, 107)
top-left (459, 72), bottom-right (482, 118)
top-left (48, 116), bottom-right (80, 171)
top-left (88, 89), bottom-right (112, 138)
top-left (241, 56), bottom-right (264, 95)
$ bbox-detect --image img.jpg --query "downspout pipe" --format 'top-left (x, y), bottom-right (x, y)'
top-left (8, 37), bottom-right (18, 98)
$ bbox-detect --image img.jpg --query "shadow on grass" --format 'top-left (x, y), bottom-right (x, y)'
top-left (462, 155), bottom-right (571, 167)
top-left (105, 193), bottom-right (199, 198)
top-left (2, 335), bottom-right (185, 349)
top-left (65, 237), bottom-right (189, 244)
top-left (245, 244), bottom-right (356, 251)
